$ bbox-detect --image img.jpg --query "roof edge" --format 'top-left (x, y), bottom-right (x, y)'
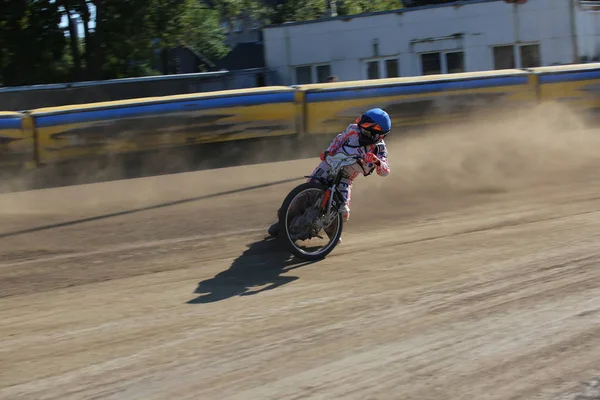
top-left (264, 0), bottom-right (502, 30)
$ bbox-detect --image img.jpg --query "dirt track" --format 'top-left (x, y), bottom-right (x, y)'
top-left (1, 121), bottom-right (600, 399)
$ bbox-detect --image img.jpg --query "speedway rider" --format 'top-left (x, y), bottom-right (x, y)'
top-left (268, 107), bottom-right (392, 242)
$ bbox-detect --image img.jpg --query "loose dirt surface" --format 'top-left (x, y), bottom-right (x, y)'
top-left (1, 114), bottom-right (600, 399)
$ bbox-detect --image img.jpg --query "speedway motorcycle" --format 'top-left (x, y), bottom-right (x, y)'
top-left (276, 152), bottom-right (367, 261)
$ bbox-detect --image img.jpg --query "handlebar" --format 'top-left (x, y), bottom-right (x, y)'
top-left (325, 153), bottom-right (364, 171)
top-left (325, 153), bottom-right (363, 162)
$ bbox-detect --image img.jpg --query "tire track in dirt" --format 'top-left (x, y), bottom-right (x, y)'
top-left (1, 134), bottom-right (600, 399)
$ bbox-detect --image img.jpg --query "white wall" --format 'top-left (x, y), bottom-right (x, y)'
top-left (264, 0), bottom-right (580, 85)
top-left (576, 1), bottom-right (600, 62)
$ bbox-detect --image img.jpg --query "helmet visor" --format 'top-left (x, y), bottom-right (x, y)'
top-left (355, 116), bottom-right (389, 142)
top-left (360, 126), bottom-right (387, 142)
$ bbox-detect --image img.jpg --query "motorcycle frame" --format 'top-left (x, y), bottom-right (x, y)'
top-left (303, 155), bottom-right (363, 225)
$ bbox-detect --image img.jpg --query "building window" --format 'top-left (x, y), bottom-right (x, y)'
top-left (421, 53), bottom-right (441, 75)
top-left (316, 64), bottom-right (331, 83)
top-left (295, 66), bottom-right (312, 84)
top-left (493, 43), bottom-right (541, 69)
top-left (364, 57), bottom-right (400, 80)
top-left (420, 51), bottom-right (465, 75)
top-left (367, 61), bottom-right (379, 79)
top-left (446, 52), bottom-right (465, 74)
top-left (385, 59), bottom-right (399, 78)
top-left (520, 44), bottom-right (540, 68)
top-left (493, 45), bottom-right (515, 69)
top-left (294, 64), bottom-right (332, 84)
top-left (256, 72), bottom-right (266, 87)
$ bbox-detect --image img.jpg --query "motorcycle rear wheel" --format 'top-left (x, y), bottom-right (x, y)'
top-left (279, 182), bottom-right (343, 261)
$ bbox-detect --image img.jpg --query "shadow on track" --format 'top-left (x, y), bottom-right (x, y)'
top-left (188, 237), bottom-right (318, 304)
top-left (3, 134), bottom-right (335, 194)
top-left (0, 177), bottom-right (302, 239)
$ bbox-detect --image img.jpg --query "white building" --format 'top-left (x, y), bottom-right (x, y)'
top-left (263, 0), bottom-right (600, 85)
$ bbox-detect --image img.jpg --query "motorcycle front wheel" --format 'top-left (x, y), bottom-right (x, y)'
top-left (278, 182), bottom-right (343, 261)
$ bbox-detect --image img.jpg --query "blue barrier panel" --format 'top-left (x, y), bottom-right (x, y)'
top-left (29, 86), bottom-right (298, 164)
top-left (296, 70), bottom-right (537, 135)
top-left (0, 112), bottom-right (34, 169)
top-left (532, 63), bottom-right (600, 122)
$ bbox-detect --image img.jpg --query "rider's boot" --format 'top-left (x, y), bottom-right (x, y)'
top-left (325, 204), bottom-right (349, 244)
top-left (268, 222), bottom-right (280, 237)
top-left (267, 207), bottom-right (283, 238)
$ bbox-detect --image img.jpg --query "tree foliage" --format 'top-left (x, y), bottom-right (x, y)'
top-left (269, 0), bottom-right (403, 24)
top-left (0, 0), bottom-right (228, 85)
top-left (163, 0), bottom-right (229, 62)
top-left (402, 0), bottom-right (458, 6)
top-left (0, 0), bottom-right (67, 86)
top-left (337, 0), bottom-right (404, 16)
top-left (212, 0), bottom-right (271, 25)
top-left (0, 0), bottom-right (452, 86)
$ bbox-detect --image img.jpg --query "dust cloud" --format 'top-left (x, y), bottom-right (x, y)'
top-left (0, 101), bottom-right (598, 219)
top-left (0, 132), bottom-right (316, 196)
top-left (347, 102), bottom-right (600, 223)
top-left (357, 102), bottom-right (600, 195)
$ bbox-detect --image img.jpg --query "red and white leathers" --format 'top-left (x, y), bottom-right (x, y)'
top-left (308, 123), bottom-right (390, 222)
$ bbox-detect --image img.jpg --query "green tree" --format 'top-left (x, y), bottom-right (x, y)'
top-left (212, 0), bottom-right (271, 26)
top-left (270, 0), bottom-right (404, 23)
top-left (337, 0), bottom-right (403, 15)
top-left (56, 0), bottom-right (91, 81)
top-left (163, 0), bottom-right (229, 63)
top-left (402, 0), bottom-right (458, 6)
top-left (277, 0), bottom-right (327, 22)
top-left (0, 0), bottom-right (67, 86)
top-left (82, 0), bottom-right (177, 79)
top-left (0, 0), bottom-right (233, 85)
top-left (65, 0), bottom-right (228, 80)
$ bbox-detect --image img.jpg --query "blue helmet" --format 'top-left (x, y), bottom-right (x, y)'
top-left (355, 108), bottom-right (391, 146)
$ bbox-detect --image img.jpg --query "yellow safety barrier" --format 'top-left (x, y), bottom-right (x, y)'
top-left (532, 63), bottom-right (600, 122)
top-left (0, 112), bottom-right (35, 169)
top-left (296, 69), bottom-right (538, 136)
top-left (28, 86), bottom-right (298, 165)
top-left (1, 62), bottom-right (599, 169)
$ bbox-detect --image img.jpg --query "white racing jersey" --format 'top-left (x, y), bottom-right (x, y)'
top-left (324, 123), bottom-right (391, 179)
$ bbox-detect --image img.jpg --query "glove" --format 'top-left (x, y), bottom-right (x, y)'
top-left (320, 151), bottom-right (330, 161)
top-left (363, 152), bottom-right (381, 166)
